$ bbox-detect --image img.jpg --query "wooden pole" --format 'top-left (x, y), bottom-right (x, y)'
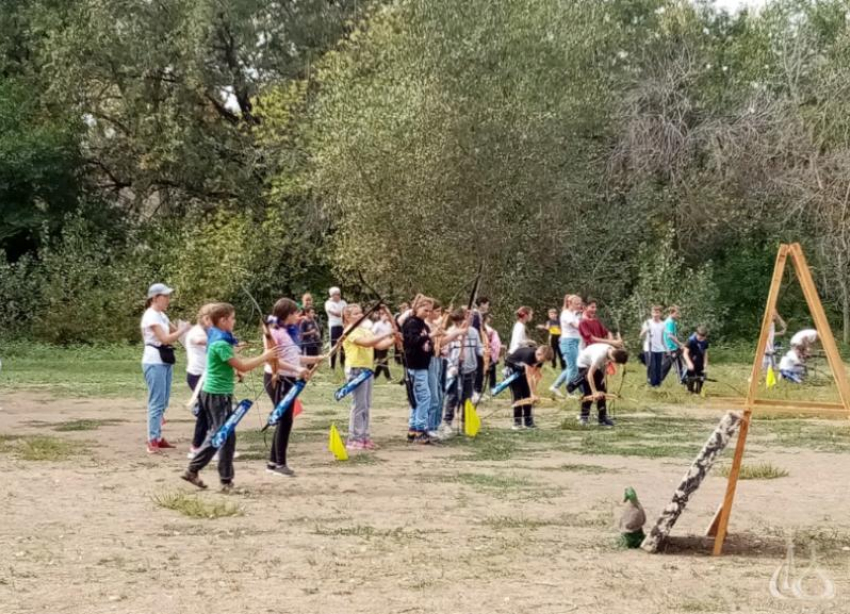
top-left (711, 244), bottom-right (789, 555)
top-left (787, 243), bottom-right (850, 414)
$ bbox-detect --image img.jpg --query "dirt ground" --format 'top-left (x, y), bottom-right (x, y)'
top-left (2, 387), bottom-right (849, 614)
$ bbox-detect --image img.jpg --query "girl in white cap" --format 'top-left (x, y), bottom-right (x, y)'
top-left (325, 286), bottom-right (347, 370)
top-left (141, 283), bottom-right (189, 454)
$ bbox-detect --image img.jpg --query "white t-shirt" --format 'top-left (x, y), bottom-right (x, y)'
top-left (325, 299), bottom-right (347, 328)
top-left (184, 324), bottom-right (208, 376)
top-left (508, 322), bottom-right (527, 354)
top-left (372, 320), bottom-right (392, 337)
top-left (141, 308), bottom-right (171, 365)
top-left (791, 329), bottom-right (817, 348)
top-left (642, 319), bottom-right (666, 353)
top-left (577, 343), bottom-right (610, 370)
top-left (779, 349), bottom-right (804, 372)
top-left (559, 309), bottom-right (582, 340)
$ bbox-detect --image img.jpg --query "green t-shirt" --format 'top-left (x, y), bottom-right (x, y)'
top-left (203, 340), bottom-right (235, 394)
top-left (663, 317), bottom-right (678, 351)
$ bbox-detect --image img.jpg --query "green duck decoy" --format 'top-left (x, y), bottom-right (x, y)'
top-left (619, 486), bottom-right (646, 548)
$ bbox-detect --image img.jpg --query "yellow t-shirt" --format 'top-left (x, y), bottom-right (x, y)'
top-left (343, 326), bottom-right (374, 370)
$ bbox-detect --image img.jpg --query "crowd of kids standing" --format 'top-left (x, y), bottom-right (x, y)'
top-left (139, 284), bottom-right (819, 491)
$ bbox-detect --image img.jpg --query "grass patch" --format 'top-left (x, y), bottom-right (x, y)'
top-left (312, 525), bottom-right (432, 541)
top-left (543, 463), bottom-right (620, 474)
top-left (0, 434), bottom-right (84, 461)
top-left (717, 462), bottom-right (788, 480)
top-left (483, 510), bottom-right (611, 530)
top-left (152, 491), bottom-right (242, 519)
top-left (443, 472), bottom-right (533, 491)
top-left (53, 418), bottom-right (126, 431)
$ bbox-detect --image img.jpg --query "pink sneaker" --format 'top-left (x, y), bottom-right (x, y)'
top-left (363, 439), bottom-right (378, 450)
top-left (346, 440), bottom-right (364, 451)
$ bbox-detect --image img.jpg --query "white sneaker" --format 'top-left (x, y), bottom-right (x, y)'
top-left (438, 423), bottom-right (455, 439)
top-left (549, 386), bottom-right (565, 398)
top-left (427, 430), bottom-right (442, 441)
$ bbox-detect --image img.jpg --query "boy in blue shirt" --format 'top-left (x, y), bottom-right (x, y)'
top-left (683, 327), bottom-right (709, 394)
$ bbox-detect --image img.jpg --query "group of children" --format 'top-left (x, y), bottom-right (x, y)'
top-left (140, 281), bottom-right (824, 492)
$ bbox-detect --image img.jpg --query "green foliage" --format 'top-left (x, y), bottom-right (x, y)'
top-left (623, 227), bottom-right (724, 337)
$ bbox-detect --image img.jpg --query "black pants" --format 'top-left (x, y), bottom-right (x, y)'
top-left (187, 373), bottom-right (208, 449)
top-left (550, 336), bottom-right (565, 369)
top-left (647, 352), bottom-right (665, 387)
top-left (474, 354), bottom-right (485, 394)
top-left (443, 371), bottom-right (475, 424)
top-left (661, 350), bottom-right (686, 384)
top-left (264, 373), bottom-right (295, 468)
top-left (187, 392), bottom-right (236, 483)
top-left (302, 343), bottom-right (320, 357)
top-left (574, 368), bottom-right (608, 422)
top-left (686, 358), bottom-right (705, 394)
top-left (374, 349), bottom-right (392, 380)
top-left (487, 361), bottom-right (499, 389)
top-left (508, 367), bottom-right (534, 426)
top-left (330, 325), bottom-right (344, 370)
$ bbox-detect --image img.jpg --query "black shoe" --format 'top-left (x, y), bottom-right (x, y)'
top-left (598, 417), bottom-right (615, 427)
top-left (407, 431), bottom-right (417, 443)
top-left (414, 433), bottom-right (433, 445)
top-left (524, 421), bottom-right (538, 430)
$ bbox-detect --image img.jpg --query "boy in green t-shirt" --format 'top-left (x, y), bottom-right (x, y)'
top-left (182, 303), bottom-right (276, 492)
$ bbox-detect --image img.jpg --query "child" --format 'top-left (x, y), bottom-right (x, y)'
top-left (426, 302), bottom-right (446, 436)
top-left (299, 307), bottom-right (322, 357)
top-left (683, 326), bottom-right (709, 394)
top-left (181, 303), bottom-right (277, 491)
top-left (325, 287), bottom-right (347, 370)
top-left (484, 313), bottom-right (502, 389)
top-left (505, 344), bottom-right (554, 429)
top-left (472, 297), bottom-right (490, 397)
top-left (441, 309), bottom-right (479, 436)
top-left (402, 296), bottom-right (436, 443)
top-left (508, 306), bottom-right (533, 354)
top-left (265, 298), bottom-right (326, 477)
top-left (537, 308), bottom-right (564, 370)
top-left (551, 294), bottom-right (583, 396)
top-left (790, 328), bottom-right (819, 359)
top-left (661, 305), bottom-right (686, 384)
top-left (639, 305), bottom-right (666, 388)
top-left (371, 310), bottom-right (394, 381)
top-left (763, 310), bottom-right (787, 370)
top-left (184, 304), bottom-right (212, 458)
top-left (779, 346), bottom-right (806, 383)
top-left (342, 304), bottom-right (397, 450)
top-left (578, 298), bottom-right (619, 348)
top-left (569, 343), bottom-right (629, 427)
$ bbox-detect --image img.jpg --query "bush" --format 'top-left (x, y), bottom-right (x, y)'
top-left (622, 227), bottom-right (725, 342)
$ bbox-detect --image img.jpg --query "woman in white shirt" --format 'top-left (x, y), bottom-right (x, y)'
top-left (141, 283), bottom-right (189, 454)
top-left (508, 306), bottom-right (533, 354)
top-left (550, 294), bottom-right (583, 396)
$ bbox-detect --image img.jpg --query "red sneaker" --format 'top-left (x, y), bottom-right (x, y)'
top-left (146, 441), bottom-right (161, 454)
top-left (158, 438), bottom-right (176, 449)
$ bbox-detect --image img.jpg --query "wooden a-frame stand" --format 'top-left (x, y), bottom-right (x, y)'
top-left (708, 243), bottom-right (850, 555)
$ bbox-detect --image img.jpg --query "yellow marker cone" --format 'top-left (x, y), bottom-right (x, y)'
top-left (463, 399), bottom-right (481, 438)
top-left (766, 365), bottom-right (777, 389)
top-left (328, 423), bottom-right (349, 461)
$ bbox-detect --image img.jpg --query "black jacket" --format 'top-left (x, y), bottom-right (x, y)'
top-left (402, 316), bottom-right (432, 370)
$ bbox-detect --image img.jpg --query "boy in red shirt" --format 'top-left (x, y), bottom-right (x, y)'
top-left (578, 299), bottom-right (623, 349)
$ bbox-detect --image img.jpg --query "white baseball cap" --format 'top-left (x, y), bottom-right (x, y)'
top-left (147, 283), bottom-right (174, 298)
top-left (329, 286), bottom-right (341, 297)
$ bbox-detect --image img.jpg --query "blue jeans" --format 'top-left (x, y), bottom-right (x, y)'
top-left (143, 363), bottom-right (172, 442)
top-left (552, 338), bottom-right (580, 389)
top-left (407, 369), bottom-right (431, 433)
top-left (427, 357), bottom-right (443, 431)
